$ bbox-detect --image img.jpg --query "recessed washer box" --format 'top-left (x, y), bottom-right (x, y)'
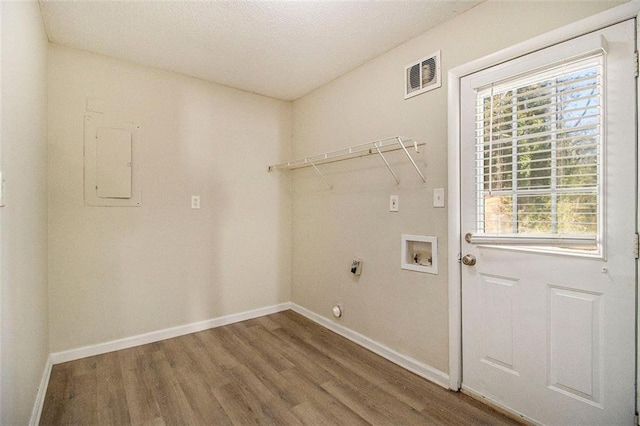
top-left (401, 234), bottom-right (437, 274)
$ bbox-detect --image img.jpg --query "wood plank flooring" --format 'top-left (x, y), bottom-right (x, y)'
top-left (40, 310), bottom-right (520, 425)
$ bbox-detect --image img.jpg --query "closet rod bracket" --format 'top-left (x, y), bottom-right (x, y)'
top-left (309, 159), bottom-right (333, 189)
top-left (396, 137), bottom-right (427, 183)
top-left (373, 143), bottom-right (400, 185)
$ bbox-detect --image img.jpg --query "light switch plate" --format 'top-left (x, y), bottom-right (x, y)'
top-left (390, 195), bottom-right (399, 212)
top-left (433, 188), bottom-right (445, 208)
top-left (191, 195), bottom-right (200, 209)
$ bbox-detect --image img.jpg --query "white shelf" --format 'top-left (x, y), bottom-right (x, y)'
top-left (267, 136), bottom-right (426, 188)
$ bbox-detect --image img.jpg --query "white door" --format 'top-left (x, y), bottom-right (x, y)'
top-left (460, 20), bottom-right (636, 425)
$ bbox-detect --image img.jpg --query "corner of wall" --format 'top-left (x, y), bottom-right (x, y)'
top-left (1, 0), bottom-right (50, 423)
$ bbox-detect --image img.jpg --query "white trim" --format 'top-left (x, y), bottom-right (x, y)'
top-left (636, 10), bottom-right (640, 423)
top-left (447, 0), bottom-right (640, 397)
top-left (29, 354), bottom-right (52, 426)
top-left (447, 65), bottom-right (463, 391)
top-left (290, 303), bottom-right (450, 389)
top-left (50, 303), bottom-right (292, 364)
top-left (47, 301), bottom-right (450, 400)
top-left (0, 1), bottom-right (2, 417)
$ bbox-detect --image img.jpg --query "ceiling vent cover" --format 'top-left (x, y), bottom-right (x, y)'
top-left (404, 50), bottom-right (441, 99)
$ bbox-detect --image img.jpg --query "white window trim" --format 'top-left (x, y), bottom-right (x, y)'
top-left (446, 1), bottom-right (640, 392)
top-left (472, 52), bottom-right (605, 257)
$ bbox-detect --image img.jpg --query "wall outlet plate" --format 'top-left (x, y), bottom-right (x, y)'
top-left (433, 188), bottom-right (445, 208)
top-left (191, 195), bottom-right (200, 209)
top-left (390, 195), bottom-right (399, 212)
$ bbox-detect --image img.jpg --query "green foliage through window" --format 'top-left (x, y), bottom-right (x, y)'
top-left (475, 56), bottom-right (602, 247)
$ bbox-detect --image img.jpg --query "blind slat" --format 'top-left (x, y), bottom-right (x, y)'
top-left (474, 91), bottom-right (601, 124)
top-left (476, 72), bottom-right (599, 101)
top-left (474, 152), bottom-right (599, 167)
top-left (475, 112), bottom-right (600, 137)
top-left (475, 122), bottom-right (599, 144)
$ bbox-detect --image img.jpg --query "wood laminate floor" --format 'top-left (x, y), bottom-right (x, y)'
top-left (40, 310), bottom-right (520, 425)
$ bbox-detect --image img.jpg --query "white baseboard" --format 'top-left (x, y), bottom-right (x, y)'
top-left (50, 302), bottom-right (292, 365)
top-left (29, 354), bottom-right (52, 426)
top-left (290, 303), bottom-right (450, 389)
top-left (37, 301), bottom-right (449, 421)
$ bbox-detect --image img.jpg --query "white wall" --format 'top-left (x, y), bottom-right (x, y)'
top-left (1, 1), bottom-right (50, 423)
top-left (48, 45), bottom-right (292, 353)
top-left (291, 0), bottom-right (623, 373)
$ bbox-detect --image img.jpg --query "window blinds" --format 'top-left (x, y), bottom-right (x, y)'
top-left (474, 55), bottom-right (603, 249)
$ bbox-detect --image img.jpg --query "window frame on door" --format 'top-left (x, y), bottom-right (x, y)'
top-left (469, 50), bottom-right (606, 257)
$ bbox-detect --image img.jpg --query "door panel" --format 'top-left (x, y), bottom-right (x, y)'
top-left (480, 274), bottom-right (517, 372)
top-left (460, 20), bottom-right (636, 425)
top-left (548, 287), bottom-right (602, 404)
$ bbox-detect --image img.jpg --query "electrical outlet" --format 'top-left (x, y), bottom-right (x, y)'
top-left (191, 195), bottom-right (200, 209)
top-left (433, 188), bottom-right (445, 208)
top-left (390, 195), bottom-right (399, 212)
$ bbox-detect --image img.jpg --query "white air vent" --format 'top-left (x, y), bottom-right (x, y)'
top-left (404, 50), bottom-right (441, 99)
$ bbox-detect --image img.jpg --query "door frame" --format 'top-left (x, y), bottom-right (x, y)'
top-left (447, 1), bottom-right (640, 393)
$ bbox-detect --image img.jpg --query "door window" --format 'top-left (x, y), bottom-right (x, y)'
top-left (473, 55), bottom-right (603, 253)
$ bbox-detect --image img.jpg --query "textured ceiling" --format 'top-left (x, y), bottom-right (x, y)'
top-left (39, 1), bottom-right (481, 101)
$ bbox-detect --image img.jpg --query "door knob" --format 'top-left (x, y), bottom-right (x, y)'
top-left (462, 254), bottom-right (476, 266)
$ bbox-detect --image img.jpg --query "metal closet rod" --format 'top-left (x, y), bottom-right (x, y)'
top-left (267, 136), bottom-right (426, 188)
